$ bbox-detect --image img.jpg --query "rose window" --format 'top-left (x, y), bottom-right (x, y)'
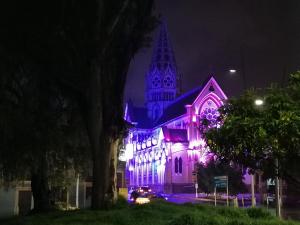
top-left (200, 107), bottom-right (218, 122)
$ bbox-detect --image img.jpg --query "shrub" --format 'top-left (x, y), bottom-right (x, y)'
top-left (114, 195), bottom-right (129, 209)
top-left (168, 214), bottom-right (195, 225)
top-left (217, 207), bottom-right (245, 218)
top-left (246, 207), bottom-right (272, 219)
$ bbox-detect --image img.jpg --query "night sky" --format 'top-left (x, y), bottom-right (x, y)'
top-left (125, 0), bottom-right (300, 106)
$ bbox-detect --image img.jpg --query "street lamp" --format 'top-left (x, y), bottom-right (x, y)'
top-left (229, 69), bottom-right (237, 74)
top-left (254, 98), bottom-right (281, 218)
top-left (250, 98), bottom-right (264, 207)
top-left (254, 99), bottom-right (264, 106)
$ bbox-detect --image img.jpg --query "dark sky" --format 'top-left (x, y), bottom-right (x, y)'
top-left (125, 0), bottom-right (300, 106)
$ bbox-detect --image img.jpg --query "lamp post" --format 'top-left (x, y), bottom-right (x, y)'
top-left (275, 158), bottom-right (281, 218)
top-left (254, 98), bottom-right (281, 218)
top-left (250, 99), bottom-right (265, 207)
top-left (251, 173), bottom-right (256, 207)
top-left (227, 66), bottom-right (247, 92)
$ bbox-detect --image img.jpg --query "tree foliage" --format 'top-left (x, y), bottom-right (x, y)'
top-left (47, 0), bottom-right (157, 209)
top-left (197, 160), bottom-right (247, 194)
top-left (204, 72), bottom-right (300, 187)
top-left (0, 0), bottom-right (157, 210)
top-left (0, 67), bottom-right (89, 212)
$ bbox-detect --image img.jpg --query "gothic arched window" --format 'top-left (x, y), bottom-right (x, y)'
top-left (175, 157), bottom-right (178, 173)
top-left (200, 100), bottom-right (219, 122)
top-left (179, 157), bottom-right (183, 174)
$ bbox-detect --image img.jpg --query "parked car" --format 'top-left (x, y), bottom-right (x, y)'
top-left (128, 187), bottom-right (168, 204)
top-left (129, 190), bottom-right (150, 204)
top-left (136, 186), bottom-right (152, 195)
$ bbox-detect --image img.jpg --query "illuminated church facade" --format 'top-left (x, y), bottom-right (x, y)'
top-left (122, 23), bottom-right (228, 193)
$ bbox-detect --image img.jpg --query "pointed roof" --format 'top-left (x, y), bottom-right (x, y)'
top-left (155, 86), bottom-right (202, 126)
top-left (155, 76), bottom-right (225, 126)
top-left (125, 102), bottom-right (153, 129)
top-left (150, 21), bottom-right (178, 75)
top-left (126, 76), bottom-right (227, 129)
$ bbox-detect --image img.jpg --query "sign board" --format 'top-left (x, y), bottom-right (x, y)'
top-left (214, 176), bottom-right (228, 188)
top-left (267, 179), bottom-right (275, 186)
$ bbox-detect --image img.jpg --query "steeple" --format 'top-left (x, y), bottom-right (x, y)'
top-left (150, 22), bottom-right (178, 76)
top-left (145, 21), bottom-right (181, 121)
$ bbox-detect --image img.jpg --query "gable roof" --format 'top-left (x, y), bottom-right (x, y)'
top-left (155, 86), bottom-right (202, 126)
top-left (126, 76), bottom-right (225, 129)
top-left (126, 101), bottom-right (152, 129)
top-left (192, 76), bottom-right (227, 106)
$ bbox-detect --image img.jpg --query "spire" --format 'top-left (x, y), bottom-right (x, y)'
top-left (145, 20), bottom-right (181, 121)
top-left (150, 21), bottom-right (178, 78)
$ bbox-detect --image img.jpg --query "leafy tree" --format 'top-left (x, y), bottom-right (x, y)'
top-left (48, 1), bottom-right (157, 208)
top-left (0, 0), bottom-right (157, 210)
top-left (0, 71), bottom-right (89, 212)
top-left (197, 160), bottom-right (247, 194)
top-left (203, 72), bottom-right (300, 187)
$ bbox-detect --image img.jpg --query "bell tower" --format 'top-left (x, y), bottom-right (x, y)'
top-left (146, 21), bottom-right (181, 121)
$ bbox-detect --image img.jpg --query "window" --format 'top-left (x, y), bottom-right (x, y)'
top-left (175, 157), bottom-right (178, 173)
top-left (200, 107), bottom-right (218, 122)
top-left (152, 76), bottom-right (161, 88)
top-left (163, 76), bottom-right (173, 87)
top-left (179, 157), bottom-right (183, 174)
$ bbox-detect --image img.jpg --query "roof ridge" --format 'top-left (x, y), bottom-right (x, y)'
top-left (169, 86), bottom-right (202, 104)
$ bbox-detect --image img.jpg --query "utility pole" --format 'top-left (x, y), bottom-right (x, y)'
top-left (214, 186), bottom-right (217, 206)
top-left (76, 173), bottom-right (80, 208)
top-left (251, 174), bottom-right (256, 207)
top-left (226, 177), bottom-right (229, 206)
top-left (193, 164), bottom-right (198, 198)
top-left (275, 158), bottom-right (281, 218)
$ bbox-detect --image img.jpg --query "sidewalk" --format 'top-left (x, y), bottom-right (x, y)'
top-left (166, 193), bottom-right (300, 221)
top-left (167, 193), bottom-right (254, 206)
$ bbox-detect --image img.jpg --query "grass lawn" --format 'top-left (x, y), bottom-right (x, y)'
top-left (1, 199), bottom-right (299, 225)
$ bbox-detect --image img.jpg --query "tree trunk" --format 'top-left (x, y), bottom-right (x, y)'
top-left (86, 64), bottom-right (115, 209)
top-left (107, 138), bottom-right (120, 204)
top-left (30, 155), bottom-right (51, 213)
top-left (86, 66), bottom-right (106, 209)
top-left (91, 134), bottom-right (112, 209)
top-left (90, 137), bottom-right (104, 209)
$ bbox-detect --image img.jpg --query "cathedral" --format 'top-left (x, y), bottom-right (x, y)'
top-left (122, 23), bottom-right (228, 193)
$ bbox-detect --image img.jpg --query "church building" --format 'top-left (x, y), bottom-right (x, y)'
top-left (122, 23), bottom-right (228, 193)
